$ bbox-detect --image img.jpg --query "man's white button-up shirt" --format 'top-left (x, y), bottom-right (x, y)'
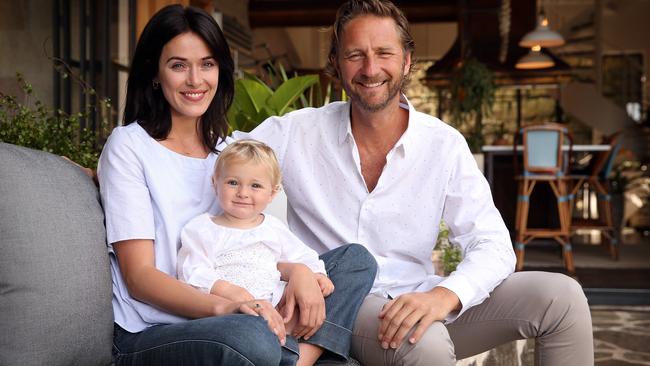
top-left (240, 96), bottom-right (516, 320)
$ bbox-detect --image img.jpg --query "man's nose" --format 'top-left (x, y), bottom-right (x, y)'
top-left (361, 55), bottom-right (379, 77)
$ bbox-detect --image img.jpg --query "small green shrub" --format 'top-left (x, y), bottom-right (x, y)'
top-left (434, 221), bottom-right (463, 275)
top-left (0, 74), bottom-right (104, 168)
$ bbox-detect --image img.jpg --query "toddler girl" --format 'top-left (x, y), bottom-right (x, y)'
top-left (178, 139), bottom-right (333, 365)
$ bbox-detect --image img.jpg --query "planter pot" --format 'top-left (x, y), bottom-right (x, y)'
top-left (473, 153), bottom-right (485, 174)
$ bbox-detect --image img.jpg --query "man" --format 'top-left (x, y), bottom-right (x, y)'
top-left (245, 0), bottom-right (594, 364)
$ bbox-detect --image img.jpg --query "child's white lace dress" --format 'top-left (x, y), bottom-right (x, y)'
top-left (177, 213), bottom-right (326, 306)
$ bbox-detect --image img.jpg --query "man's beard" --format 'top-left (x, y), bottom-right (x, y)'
top-left (342, 63), bottom-right (406, 113)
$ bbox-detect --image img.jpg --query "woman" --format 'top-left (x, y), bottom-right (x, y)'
top-left (98, 5), bottom-right (376, 366)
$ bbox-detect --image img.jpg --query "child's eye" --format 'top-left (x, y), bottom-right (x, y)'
top-left (251, 183), bottom-right (263, 189)
top-left (226, 180), bottom-right (238, 186)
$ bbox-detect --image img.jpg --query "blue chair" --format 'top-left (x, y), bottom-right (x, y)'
top-left (569, 132), bottom-right (622, 260)
top-left (514, 123), bottom-right (574, 273)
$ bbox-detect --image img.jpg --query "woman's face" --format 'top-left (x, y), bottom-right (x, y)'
top-left (156, 32), bottom-right (219, 124)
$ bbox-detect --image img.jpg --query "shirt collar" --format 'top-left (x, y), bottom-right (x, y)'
top-left (337, 102), bottom-right (352, 145)
top-left (395, 94), bottom-right (415, 157)
top-left (337, 94), bottom-right (416, 156)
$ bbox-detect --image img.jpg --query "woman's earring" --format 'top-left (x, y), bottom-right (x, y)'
top-left (152, 81), bottom-right (160, 89)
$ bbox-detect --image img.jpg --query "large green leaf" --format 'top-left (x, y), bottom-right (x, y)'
top-left (239, 79), bottom-right (273, 113)
top-left (242, 71), bottom-right (273, 94)
top-left (230, 81), bottom-right (253, 113)
top-left (267, 75), bottom-right (319, 115)
top-left (255, 106), bottom-right (275, 124)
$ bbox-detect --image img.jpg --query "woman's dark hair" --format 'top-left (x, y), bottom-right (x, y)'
top-left (123, 4), bottom-right (234, 152)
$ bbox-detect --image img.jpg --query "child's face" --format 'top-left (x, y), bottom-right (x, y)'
top-left (214, 160), bottom-right (277, 222)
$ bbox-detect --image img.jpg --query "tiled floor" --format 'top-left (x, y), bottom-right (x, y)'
top-left (592, 306), bottom-right (650, 365)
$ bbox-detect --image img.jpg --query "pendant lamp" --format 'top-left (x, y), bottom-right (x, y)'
top-left (519, 10), bottom-right (565, 48)
top-left (515, 45), bottom-right (554, 69)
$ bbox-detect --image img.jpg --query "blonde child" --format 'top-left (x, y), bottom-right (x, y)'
top-left (178, 139), bottom-right (334, 366)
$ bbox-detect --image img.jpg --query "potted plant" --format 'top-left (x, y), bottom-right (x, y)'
top-left (489, 122), bottom-right (510, 145)
top-left (449, 59), bottom-right (496, 155)
top-left (227, 63), bottom-right (331, 132)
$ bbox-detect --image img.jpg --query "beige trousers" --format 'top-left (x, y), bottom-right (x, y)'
top-left (350, 271), bottom-right (594, 366)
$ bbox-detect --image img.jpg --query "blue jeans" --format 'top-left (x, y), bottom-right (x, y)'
top-left (112, 244), bottom-right (377, 366)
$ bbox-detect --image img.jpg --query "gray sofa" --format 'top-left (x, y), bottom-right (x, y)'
top-left (0, 142), bottom-right (113, 365)
top-left (0, 142), bottom-right (363, 366)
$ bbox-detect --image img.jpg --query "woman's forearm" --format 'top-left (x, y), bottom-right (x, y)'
top-left (128, 265), bottom-right (237, 318)
top-left (114, 239), bottom-right (239, 318)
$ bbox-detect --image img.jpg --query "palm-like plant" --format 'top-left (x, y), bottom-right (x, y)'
top-left (227, 64), bottom-right (334, 132)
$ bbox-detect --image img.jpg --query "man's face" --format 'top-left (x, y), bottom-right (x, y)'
top-left (337, 15), bottom-right (411, 113)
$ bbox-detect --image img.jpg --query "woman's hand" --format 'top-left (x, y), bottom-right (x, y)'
top-left (277, 264), bottom-right (326, 340)
top-left (315, 273), bottom-right (334, 297)
top-left (239, 300), bottom-right (286, 345)
top-left (210, 280), bottom-right (255, 302)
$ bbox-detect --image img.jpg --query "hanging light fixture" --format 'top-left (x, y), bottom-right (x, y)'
top-left (519, 10), bottom-right (565, 48)
top-left (515, 45), bottom-right (554, 69)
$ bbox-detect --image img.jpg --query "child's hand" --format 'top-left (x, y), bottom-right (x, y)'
top-left (315, 273), bottom-right (334, 297)
top-left (211, 280), bottom-right (255, 302)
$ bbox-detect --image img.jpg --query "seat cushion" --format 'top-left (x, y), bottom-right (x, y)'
top-left (0, 143), bottom-right (113, 365)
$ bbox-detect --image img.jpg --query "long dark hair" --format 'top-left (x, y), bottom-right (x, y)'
top-left (123, 5), bottom-right (234, 152)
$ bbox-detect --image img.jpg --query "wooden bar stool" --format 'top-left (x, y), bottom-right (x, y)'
top-left (514, 123), bottom-right (574, 273)
top-left (569, 132), bottom-right (622, 260)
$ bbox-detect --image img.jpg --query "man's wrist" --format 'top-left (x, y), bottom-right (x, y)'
top-left (278, 262), bottom-right (310, 280)
top-left (428, 286), bottom-right (462, 314)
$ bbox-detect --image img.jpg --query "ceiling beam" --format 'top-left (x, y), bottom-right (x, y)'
top-left (249, 1), bottom-right (458, 28)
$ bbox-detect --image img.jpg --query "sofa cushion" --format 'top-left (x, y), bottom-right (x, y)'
top-left (0, 143), bottom-right (113, 365)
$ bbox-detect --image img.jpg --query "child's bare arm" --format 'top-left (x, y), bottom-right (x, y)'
top-left (210, 280), bottom-right (255, 302)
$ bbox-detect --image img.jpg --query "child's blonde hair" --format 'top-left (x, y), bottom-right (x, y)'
top-left (214, 139), bottom-right (282, 190)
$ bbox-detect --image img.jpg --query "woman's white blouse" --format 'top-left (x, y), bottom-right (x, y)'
top-left (98, 123), bottom-right (219, 332)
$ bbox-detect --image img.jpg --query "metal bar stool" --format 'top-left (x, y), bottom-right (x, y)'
top-left (514, 123), bottom-right (574, 273)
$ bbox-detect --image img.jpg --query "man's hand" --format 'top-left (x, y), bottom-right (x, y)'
top-left (210, 280), bottom-right (255, 302)
top-left (277, 264), bottom-right (326, 340)
top-left (315, 273), bottom-right (334, 297)
top-left (378, 287), bottom-right (461, 349)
